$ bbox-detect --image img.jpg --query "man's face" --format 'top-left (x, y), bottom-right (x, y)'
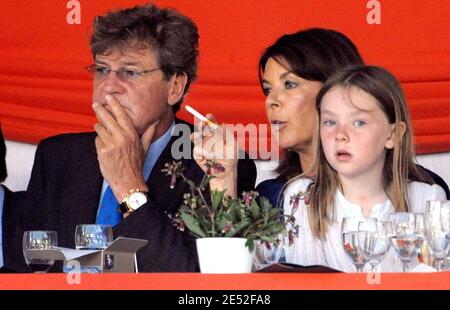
top-left (92, 46), bottom-right (174, 136)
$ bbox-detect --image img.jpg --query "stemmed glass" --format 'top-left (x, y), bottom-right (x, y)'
top-left (444, 201), bottom-right (450, 252)
top-left (358, 218), bottom-right (392, 272)
top-left (253, 235), bottom-right (284, 270)
top-left (389, 212), bottom-right (424, 272)
top-left (445, 201), bottom-right (450, 269)
top-left (75, 224), bottom-right (113, 250)
top-left (425, 200), bottom-right (450, 271)
top-left (341, 216), bottom-right (369, 272)
top-left (22, 230), bottom-right (58, 273)
top-left (71, 224), bottom-right (113, 273)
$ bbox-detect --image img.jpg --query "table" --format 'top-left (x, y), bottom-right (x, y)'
top-left (0, 272), bottom-right (448, 290)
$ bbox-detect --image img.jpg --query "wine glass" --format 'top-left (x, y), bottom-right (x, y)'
top-left (75, 224), bottom-right (113, 250)
top-left (253, 235), bottom-right (284, 270)
top-left (389, 212), bottom-right (424, 272)
top-left (358, 218), bottom-right (392, 272)
top-left (341, 216), bottom-right (368, 272)
top-left (425, 200), bottom-right (450, 271)
top-left (444, 201), bottom-right (450, 268)
top-left (72, 224), bottom-right (113, 273)
top-left (22, 230), bottom-right (58, 273)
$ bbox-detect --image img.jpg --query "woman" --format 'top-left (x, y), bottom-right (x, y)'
top-left (193, 28), bottom-right (450, 203)
top-left (256, 28), bottom-right (363, 205)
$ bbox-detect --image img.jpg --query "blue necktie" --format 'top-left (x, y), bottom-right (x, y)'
top-left (96, 186), bottom-right (122, 226)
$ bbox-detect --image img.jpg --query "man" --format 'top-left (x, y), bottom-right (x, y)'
top-left (23, 4), bottom-right (256, 272)
top-left (0, 127), bottom-right (26, 272)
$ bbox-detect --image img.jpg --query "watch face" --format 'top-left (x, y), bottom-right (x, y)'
top-left (128, 192), bottom-right (148, 210)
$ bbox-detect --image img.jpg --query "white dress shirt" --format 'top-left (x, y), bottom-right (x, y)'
top-left (283, 178), bottom-right (447, 272)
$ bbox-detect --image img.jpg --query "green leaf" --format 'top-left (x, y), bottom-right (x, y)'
top-left (269, 208), bottom-right (281, 217)
top-left (250, 202), bottom-right (259, 219)
top-left (228, 200), bottom-right (244, 220)
top-left (180, 213), bottom-right (207, 238)
top-left (225, 219), bottom-right (250, 237)
top-left (186, 180), bottom-right (196, 190)
top-left (211, 190), bottom-right (225, 210)
top-left (245, 238), bottom-right (255, 252)
top-left (216, 216), bottom-right (229, 232)
top-left (260, 197), bottom-right (271, 213)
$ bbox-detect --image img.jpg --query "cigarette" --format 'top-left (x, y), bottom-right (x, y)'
top-left (185, 105), bottom-right (218, 129)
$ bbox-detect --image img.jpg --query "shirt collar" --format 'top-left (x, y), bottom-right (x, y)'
top-left (335, 189), bottom-right (393, 222)
top-left (142, 121), bottom-right (175, 181)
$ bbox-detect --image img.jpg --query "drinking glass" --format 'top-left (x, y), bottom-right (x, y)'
top-left (358, 218), bottom-right (392, 272)
top-left (445, 201), bottom-right (450, 269)
top-left (22, 230), bottom-right (58, 273)
top-left (425, 200), bottom-right (450, 271)
top-left (389, 212), bottom-right (424, 272)
top-left (75, 224), bottom-right (113, 250)
top-left (253, 235), bottom-right (284, 270)
top-left (341, 216), bottom-right (368, 272)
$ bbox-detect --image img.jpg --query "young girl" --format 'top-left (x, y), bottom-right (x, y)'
top-left (283, 66), bottom-right (447, 272)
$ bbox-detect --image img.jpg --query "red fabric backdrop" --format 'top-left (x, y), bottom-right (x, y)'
top-left (1, 0), bottom-right (449, 155)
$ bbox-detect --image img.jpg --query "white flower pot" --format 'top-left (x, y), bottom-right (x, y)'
top-left (196, 237), bottom-right (253, 273)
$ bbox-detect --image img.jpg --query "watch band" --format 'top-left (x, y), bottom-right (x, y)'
top-left (119, 200), bottom-right (130, 214)
top-left (119, 189), bottom-right (148, 214)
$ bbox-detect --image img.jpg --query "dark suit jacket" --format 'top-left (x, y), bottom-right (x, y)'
top-left (22, 119), bottom-right (256, 272)
top-left (1, 186), bottom-right (27, 272)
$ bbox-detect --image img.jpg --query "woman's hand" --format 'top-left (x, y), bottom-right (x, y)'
top-left (191, 113), bottom-right (239, 197)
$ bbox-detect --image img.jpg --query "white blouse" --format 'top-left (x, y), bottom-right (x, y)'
top-left (283, 179), bottom-right (447, 272)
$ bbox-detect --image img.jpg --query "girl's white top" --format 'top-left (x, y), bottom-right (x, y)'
top-left (283, 178), bottom-right (447, 272)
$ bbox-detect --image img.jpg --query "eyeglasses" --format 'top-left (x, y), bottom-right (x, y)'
top-left (85, 64), bottom-right (161, 83)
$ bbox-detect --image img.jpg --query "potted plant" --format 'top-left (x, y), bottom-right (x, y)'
top-left (163, 160), bottom-right (298, 273)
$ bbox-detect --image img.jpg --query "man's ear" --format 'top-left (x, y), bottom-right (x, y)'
top-left (167, 73), bottom-right (188, 106)
top-left (386, 121), bottom-right (406, 149)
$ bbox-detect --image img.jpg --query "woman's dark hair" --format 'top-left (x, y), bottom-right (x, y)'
top-left (0, 126), bottom-right (7, 182)
top-left (90, 3), bottom-right (199, 112)
top-left (258, 28), bottom-right (364, 181)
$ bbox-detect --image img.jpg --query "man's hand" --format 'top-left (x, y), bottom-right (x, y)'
top-left (93, 95), bottom-right (157, 201)
top-left (191, 113), bottom-right (239, 197)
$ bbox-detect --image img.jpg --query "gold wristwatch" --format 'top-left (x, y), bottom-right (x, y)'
top-left (119, 189), bottom-right (149, 214)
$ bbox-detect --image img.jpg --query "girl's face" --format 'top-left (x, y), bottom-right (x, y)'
top-left (262, 57), bottom-right (322, 153)
top-left (320, 86), bottom-right (396, 181)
